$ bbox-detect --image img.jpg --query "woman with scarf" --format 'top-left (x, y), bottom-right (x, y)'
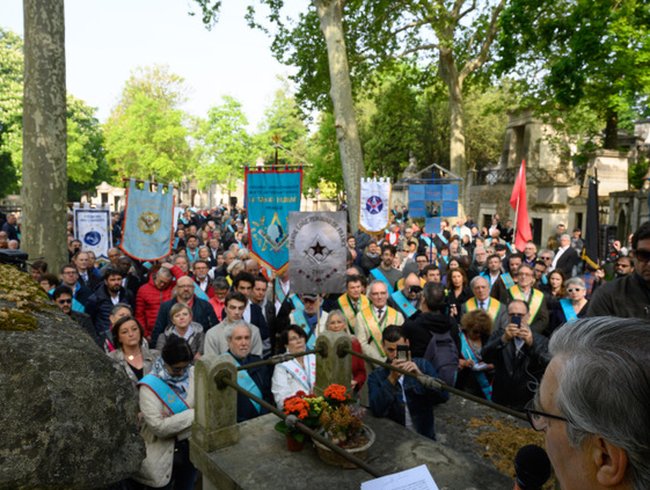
top-left (133, 337), bottom-right (196, 490)
top-left (271, 325), bottom-right (316, 408)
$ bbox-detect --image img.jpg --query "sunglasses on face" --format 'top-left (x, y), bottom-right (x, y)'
top-left (566, 288), bottom-right (583, 293)
top-left (57, 299), bottom-right (72, 304)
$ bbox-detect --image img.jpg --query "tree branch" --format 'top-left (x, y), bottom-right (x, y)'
top-left (392, 18), bottom-right (429, 36)
top-left (458, 0), bottom-right (477, 21)
top-left (459, 0), bottom-right (506, 83)
top-left (399, 43), bottom-right (440, 57)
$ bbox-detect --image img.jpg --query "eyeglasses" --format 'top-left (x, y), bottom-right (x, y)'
top-left (525, 406), bottom-right (569, 431)
top-left (566, 288), bottom-right (583, 293)
top-left (541, 256), bottom-right (552, 261)
top-left (57, 299), bottom-right (72, 304)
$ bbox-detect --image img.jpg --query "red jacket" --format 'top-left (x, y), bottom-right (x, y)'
top-left (135, 265), bottom-right (184, 338)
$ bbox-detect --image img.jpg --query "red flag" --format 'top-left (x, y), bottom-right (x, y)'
top-left (509, 160), bottom-right (533, 252)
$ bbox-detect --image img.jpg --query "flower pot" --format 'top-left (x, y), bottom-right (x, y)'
top-left (286, 434), bottom-right (305, 452)
top-left (313, 425), bottom-right (376, 468)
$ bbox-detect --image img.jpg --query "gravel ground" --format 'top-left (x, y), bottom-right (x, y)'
top-left (434, 395), bottom-right (556, 489)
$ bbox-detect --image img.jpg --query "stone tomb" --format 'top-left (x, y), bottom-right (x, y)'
top-left (190, 331), bottom-right (510, 490)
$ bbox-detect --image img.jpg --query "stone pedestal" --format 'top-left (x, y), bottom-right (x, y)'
top-left (191, 413), bottom-right (511, 490)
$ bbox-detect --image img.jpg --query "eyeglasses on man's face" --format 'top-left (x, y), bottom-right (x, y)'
top-left (524, 399), bottom-right (568, 431)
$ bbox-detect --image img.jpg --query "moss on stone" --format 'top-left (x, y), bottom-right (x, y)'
top-left (0, 307), bottom-right (38, 331)
top-left (0, 263), bottom-right (53, 331)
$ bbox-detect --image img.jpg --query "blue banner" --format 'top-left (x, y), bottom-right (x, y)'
top-left (121, 180), bottom-right (174, 261)
top-left (246, 169), bottom-right (302, 273)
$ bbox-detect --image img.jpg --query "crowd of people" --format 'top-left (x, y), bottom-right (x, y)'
top-left (4, 206), bottom-right (650, 489)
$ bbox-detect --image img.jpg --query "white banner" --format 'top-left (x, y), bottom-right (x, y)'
top-left (73, 205), bottom-right (112, 260)
top-left (359, 177), bottom-right (391, 233)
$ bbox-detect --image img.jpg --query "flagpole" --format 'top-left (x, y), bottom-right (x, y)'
top-left (513, 164), bottom-right (521, 249)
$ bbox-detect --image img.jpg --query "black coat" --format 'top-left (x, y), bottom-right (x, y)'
top-left (232, 353), bottom-right (273, 422)
top-left (85, 285), bottom-right (134, 342)
top-left (554, 247), bottom-right (580, 276)
top-left (481, 325), bottom-right (550, 410)
top-left (402, 311), bottom-right (454, 358)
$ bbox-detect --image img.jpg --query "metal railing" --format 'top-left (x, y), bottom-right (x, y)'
top-left (338, 345), bottom-right (528, 421)
top-left (204, 336), bottom-right (529, 479)
top-left (235, 349), bottom-right (321, 371)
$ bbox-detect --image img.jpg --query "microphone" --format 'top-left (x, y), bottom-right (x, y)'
top-left (513, 444), bottom-right (551, 490)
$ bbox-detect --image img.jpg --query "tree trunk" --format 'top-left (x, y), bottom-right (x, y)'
top-left (22, 0), bottom-right (68, 272)
top-left (439, 49), bottom-right (468, 213)
top-left (315, 0), bottom-right (365, 232)
top-left (604, 109), bottom-right (618, 150)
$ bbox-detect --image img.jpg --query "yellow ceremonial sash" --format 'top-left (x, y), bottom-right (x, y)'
top-left (508, 286), bottom-right (544, 323)
top-left (359, 306), bottom-right (399, 357)
top-left (337, 294), bottom-right (369, 335)
top-left (463, 297), bottom-right (502, 321)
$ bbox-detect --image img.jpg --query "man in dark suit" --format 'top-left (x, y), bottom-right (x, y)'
top-left (551, 233), bottom-right (580, 276)
top-left (233, 272), bottom-right (269, 355)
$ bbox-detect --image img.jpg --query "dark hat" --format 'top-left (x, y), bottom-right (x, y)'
top-left (301, 293), bottom-right (319, 302)
top-left (494, 243), bottom-right (507, 251)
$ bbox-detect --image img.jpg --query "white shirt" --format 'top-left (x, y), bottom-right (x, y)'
top-left (550, 246), bottom-right (569, 272)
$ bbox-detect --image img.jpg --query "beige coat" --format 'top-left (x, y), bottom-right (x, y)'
top-left (133, 368), bottom-right (195, 488)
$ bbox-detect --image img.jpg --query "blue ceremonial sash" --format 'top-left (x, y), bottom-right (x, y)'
top-left (293, 309), bottom-right (317, 349)
top-left (438, 233), bottom-right (449, 245)
top-left (370, 268), bottom-right (395, 293)
top-left (121, 180), bottom-right (174, 261)
top-left (500, 273), bottom-right (515, 289)
top-left (459, 332), bottom-right (492, 400)
top-left (72, 297), bottom-right (85, 313)
top-left (275, 278), bottom-right (303, 311)
top-left (391, 290), bottom-right (417, 318)
top-left (559, 298), bottom-right (578, 323)
top-left (138, 374), bottom-right (190, 414)
top-left (231, 355), bottom-right (262, 414)
top-left (193, 283), bottom-right (209, 302)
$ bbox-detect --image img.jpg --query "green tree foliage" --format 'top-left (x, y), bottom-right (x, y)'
top-left (0, 28), bottom-right (111, 200)
top-left (104, 65), bottom-right (192, 183)
top-left (0, 29), bottom-right (24, 197)
top-left (362, 77), bottom-right (419, 180)
top-left (304, 110), bottom-right (344, 193)
top-left (253, 84), bottom-right (308, 165)
top-left (498, 0), bottom-right (650, 149)
top-left (193, 96), bottom-right (252, 191)
top-left (66, 95), bottom-right (113, 200)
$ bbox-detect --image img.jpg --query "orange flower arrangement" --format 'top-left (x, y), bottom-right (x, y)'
top-left (276, 384), bottom-right (366, 449)
top-left (323, 384), bottom-right (348, 403)
top-left (283, 394), bottom-right (310, 420)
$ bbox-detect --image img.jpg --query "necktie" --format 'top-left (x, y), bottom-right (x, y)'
top-left (377, 308), bottom-right (384, 321)
top-left (480, 301), bottom-right (486, 310)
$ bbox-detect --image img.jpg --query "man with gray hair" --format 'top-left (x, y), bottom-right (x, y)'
top-left (224, 322), bottom-right (273, 422)
top-left (530, 317), bottom-right (650, 489)
top-left (551, 233), bottom-right (580, 276)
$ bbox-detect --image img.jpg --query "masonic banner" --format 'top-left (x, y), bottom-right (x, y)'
top-left (288, 211), bottom-right (347, 295)
top-left (120, 180), bottom-right (175, 261)
top-left (246, 168), bottom-right (302, 273)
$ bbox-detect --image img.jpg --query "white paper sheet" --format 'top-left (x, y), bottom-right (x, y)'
top-left (361, 464), bottom-right (439, 490)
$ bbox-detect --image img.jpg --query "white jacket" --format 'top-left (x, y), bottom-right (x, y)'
top-left (133, 368), bottom-right (195, 488)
